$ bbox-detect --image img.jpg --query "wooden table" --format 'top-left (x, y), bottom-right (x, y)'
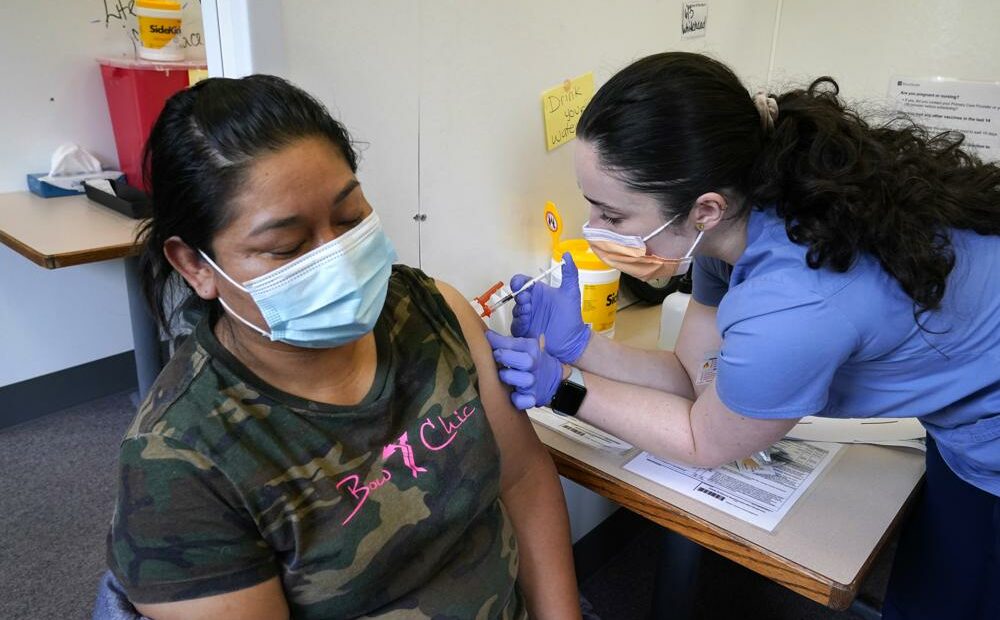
top-left (0, 191), bottom-right (158, 398)
top-left (533, 303), bottom-right (925, 613)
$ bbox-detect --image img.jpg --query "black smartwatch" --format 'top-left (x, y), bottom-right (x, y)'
top-left (550, 366), bottom-right (587, 416)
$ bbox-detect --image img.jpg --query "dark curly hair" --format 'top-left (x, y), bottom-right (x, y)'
top-left (578, 52), bottom-right (1000, 315)
top-left (137, 74), bottom-right (358, 332)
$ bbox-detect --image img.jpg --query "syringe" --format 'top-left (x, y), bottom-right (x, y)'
top-left (475, 261), bottom-right (563, 318)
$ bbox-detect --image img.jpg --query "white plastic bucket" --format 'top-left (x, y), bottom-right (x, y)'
top-left (550, 239), bottom-right (620, 337)
top-left (136, 0), bottom-right (184, 62)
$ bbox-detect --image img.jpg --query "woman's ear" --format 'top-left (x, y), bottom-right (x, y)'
top-left (690, 192), bottom-right (730, 231)
top-left (163, 236), bottom-right (218, 300)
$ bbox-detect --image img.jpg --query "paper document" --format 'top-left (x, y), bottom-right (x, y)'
top-left (888, 76), bottom-right (1000, 162)
top-left (865, 438), bottom-right (927, 452)
top-left (624, 439), bottom-right (842, 532)
top-left (787, 416), bottom-right (926, 451)
top-left (681, 2), bottom-right (708, 39)
top-left (527, 407), bottom-right (633, 454)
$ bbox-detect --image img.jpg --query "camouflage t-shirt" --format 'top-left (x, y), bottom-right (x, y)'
top-left (107, 265), bottom-right (526, 619)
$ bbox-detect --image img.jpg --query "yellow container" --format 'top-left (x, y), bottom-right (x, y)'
top-left (136, 0), bottom-right (183, 62)
top-left (550, 239), bottom-right (620, 336)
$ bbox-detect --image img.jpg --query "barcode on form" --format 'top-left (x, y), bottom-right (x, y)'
top-left (696, 485), bottom-right (725, 501)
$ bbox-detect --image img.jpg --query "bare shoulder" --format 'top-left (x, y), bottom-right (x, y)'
top-left (434, 279), bottom-right (488, 339)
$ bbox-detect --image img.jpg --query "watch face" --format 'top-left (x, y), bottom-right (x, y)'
top-left (551, 381), bottom-right (587, 416)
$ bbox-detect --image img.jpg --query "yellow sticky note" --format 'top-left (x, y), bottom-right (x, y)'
top-left (188, 69), bottom-right (209, 86)
top-left (541, 72), bottom-right (595, 151)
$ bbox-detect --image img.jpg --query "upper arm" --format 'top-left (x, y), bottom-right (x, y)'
top-left (674, 299), bottom-right (722, 398)
top-left (135, 577), bottom-right (289, 620)
top-left (109, 434), bottom-right (279, 607)
top-left (675, 256), bottom-right (729, 397)
top-left (434, 280), bottom-right (553, 492)
top-left (686, 280), bottom-right (858, 467)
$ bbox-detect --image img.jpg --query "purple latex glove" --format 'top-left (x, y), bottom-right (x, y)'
top-left (510, 252), bottom-right (592, 363)
top-left (486, 330), bottom-right (564, 410)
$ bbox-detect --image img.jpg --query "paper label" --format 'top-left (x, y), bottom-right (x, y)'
top-left (528, 407), bottom-right (633, 454)
top-left (681, 2), bottom-right (708, 39)
top-left (695, 351), bottom-right (718, 385)
top-left (580, 280), bottom-right (619, 333)
top-left (139, 16), bottom-right (182, 50)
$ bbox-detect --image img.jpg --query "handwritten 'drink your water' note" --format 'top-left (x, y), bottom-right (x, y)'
top-left (542, 72), bottom-right (595, 151)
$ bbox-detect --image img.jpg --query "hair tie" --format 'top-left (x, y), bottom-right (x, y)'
top-left (753, 91), bottom-right (779, 134)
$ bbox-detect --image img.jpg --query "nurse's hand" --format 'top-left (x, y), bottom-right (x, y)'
top-left (510, 252), bottom-right (591, 363)
top-left (486, 331), bottom-right (564, 410)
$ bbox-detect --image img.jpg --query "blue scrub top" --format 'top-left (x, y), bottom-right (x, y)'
top-left (693, 208), bottom-right (1000, 496)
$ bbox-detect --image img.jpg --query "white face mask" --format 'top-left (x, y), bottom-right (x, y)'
top-left (199, 212), bottom-right (398, 348)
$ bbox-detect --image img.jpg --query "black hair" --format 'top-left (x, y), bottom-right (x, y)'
top-left (137, 74), bottom-right (358, 332)
top-left (578, 52), bottom-right (1000, 314)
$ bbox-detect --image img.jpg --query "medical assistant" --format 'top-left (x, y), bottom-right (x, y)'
top-left (696, 206), bottom-right (1000, 494)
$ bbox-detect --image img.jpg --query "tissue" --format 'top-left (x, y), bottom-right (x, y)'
top-left (84, 178), bottom-right (116, 196)
top-left (38, 143), bottom-right (123, 192)
top-left (49, 144), bottom-right (102, 176)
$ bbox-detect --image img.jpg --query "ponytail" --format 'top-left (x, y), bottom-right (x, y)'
top-left (750, 78), bottom-right (1000, 313)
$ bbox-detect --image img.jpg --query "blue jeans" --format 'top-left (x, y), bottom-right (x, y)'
top-left (92, 571), bottom-right (150, 620)
top-left (883, 436), bottom-right (999, 619)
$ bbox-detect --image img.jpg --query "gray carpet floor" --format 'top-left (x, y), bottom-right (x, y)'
top-left (0, 390), bottom-right (135, 620)
top-left (1, 391), bottom-right (893, 619)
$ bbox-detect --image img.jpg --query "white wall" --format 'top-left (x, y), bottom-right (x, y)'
top-left (770, 0), bottom-right (1000, 105)
top-left (0, 1), bottom-right (136, 386)
top-left (280, 1), bottom-right (422, 267)
top-left (0, 1), bottom-right (205, 388)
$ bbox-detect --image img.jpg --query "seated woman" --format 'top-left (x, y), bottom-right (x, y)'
top-left (105, 75), bottom-right (580, 619)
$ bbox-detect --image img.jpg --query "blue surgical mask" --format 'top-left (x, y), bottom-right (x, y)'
top-left (199, 212), bottom-right (397, 349)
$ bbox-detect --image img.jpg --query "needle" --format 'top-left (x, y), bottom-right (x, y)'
top-left (486, 261), bottom-right (563, 314)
